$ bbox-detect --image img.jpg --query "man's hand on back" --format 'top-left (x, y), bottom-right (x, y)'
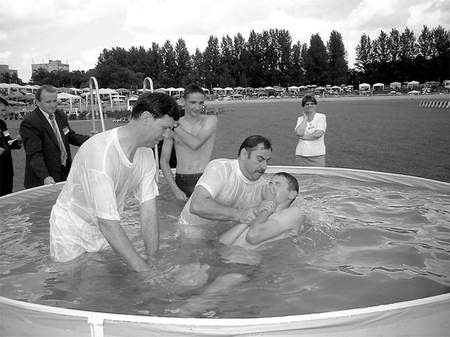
top-left (256, 200), bottom-right (276, 215)
top-left (236, 208), bottom-right (258, 223)
top-left (44, 176), bottom-right (56, 185)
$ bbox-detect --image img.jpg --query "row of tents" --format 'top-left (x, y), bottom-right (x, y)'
top-left (1, 80), bottom-right (447, 98)
top-left (1, 80), bottom-right (449, 110)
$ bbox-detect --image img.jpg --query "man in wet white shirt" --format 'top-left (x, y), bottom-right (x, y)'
top-left (49, 92), bottom-right (179, 272)
top-left (178, 135), bottom-right (275, 239)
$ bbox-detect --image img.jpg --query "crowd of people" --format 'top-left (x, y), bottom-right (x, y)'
top-left (0, 84), bottom-right (328, 313)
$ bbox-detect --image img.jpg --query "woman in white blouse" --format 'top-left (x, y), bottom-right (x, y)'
top-left (294, 95), bottom-right (327, 167)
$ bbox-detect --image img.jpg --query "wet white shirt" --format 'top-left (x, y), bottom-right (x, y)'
top-left (179, 159), bottom-right (269, 227)
top-left (50, 128), bottom-right (158, 262)
top-left (295, 113), bottom-right (327, 157)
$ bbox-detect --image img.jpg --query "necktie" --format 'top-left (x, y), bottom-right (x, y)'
top-left (48, 113), bottom-right (68, 166)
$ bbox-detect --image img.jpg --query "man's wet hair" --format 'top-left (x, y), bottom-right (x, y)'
top-left (131, 92), bottom-right (180, 121)
top-left (238, 135), bottom-right (272, 157)
top-left (35, 85), bottom-right (57, 102)
top-left (274, 172), bottom-right (299, 192)
top-left (184, 84), bottom-right (204, 99)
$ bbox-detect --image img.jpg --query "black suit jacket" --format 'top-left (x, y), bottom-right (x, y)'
top-left (20, 107), bottom-right (89, 189)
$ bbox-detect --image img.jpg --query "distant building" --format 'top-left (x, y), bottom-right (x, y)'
top-left (31, 60), bottom-right (69, 73)
top-left (0, 64), bottom-right (18, 78)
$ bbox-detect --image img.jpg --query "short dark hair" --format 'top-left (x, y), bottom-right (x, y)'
top-left (35, 85), bottom-right (56, 102)
top-left (184, 84), bottom-right (204, 99)
top-left (301, 94), bottom-right (317, 107)
top-left (274, 172), bottom-right (299, 192)
top-left (131, 92), bottom-right (180, 121)
top-left (0, 96), bottom-right (8, 106)
top-left (238, 135), bottom-right (272, 157)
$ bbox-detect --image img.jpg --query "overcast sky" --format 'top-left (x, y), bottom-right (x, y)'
top-left (1, 0), bottom-right (449, 82)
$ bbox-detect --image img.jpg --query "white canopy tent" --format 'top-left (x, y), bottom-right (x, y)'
top-left (373, 83), bottom-right (385, 91)
top-left (390, 82), bottom-right (402, 89)
top-left (163, 87), bottom-right (181, 96)
top-left (57, 92), bottom-right (82, 115)
top-left (359, 83), bottom-right (371, 91)
top-left (224, 87), bottom-right (234, 95)
top-left (212, 87), bottom-right (225, 96)
top-left (331, 85), bottom-right (342, 92)
top-left (407, 81), bottom-right (420, 89)
top-left (0, 83), bottom-right (23, 95)
top-left (21, 84), bottom-right (40, 94)
top-left (98, 88), bottom-right (119, 112)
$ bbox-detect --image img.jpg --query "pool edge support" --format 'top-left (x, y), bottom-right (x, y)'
top-left (88, 316), bottom-right (104, 337)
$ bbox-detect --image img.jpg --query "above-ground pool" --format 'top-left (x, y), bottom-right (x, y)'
top-left (0, 166), bottom-right (449, 337)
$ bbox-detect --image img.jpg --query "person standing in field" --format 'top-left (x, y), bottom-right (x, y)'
top-left (294, 95), bottom-right (327, 167)
top-left (160, 84), bottom-right (217, 201)
top-left (20, 85), bottom-right (89, 189)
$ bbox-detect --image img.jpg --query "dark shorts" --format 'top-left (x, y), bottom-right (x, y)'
top-left (175, 172), bottom-right (203, 197)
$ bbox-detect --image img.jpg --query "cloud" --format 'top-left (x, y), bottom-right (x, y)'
top-left (0, 51), bottom-right (12, 62)
top-left (0, 0), bottom-right (448, 82)
top-left (408, 0), bottom-right (450, 28)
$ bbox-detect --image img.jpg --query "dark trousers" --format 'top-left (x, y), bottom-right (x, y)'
top-left (0, 173), bottom-right (13, 196)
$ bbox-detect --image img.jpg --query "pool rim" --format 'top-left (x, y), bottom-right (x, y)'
top-left (0, 165), bottom-right (449, 328)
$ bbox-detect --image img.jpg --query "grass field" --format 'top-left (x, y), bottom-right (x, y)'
top-left (5, 96), bottom-right (450, 193)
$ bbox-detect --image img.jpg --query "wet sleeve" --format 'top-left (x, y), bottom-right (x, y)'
top-left (196, 161), bottom-right (225, 199)
top-left (85, 169), bottom-right (120, 220)
top-left (134, 148), bottom-right (159, 203)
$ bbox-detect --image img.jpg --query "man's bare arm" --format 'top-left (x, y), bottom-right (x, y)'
top-left (190, 185), bottom-right (255, 223)
top-left (246, 208), bottom-right (305, 245)
top-left (140, 198), bottom-right (159, 258)
top-left (160, 137), bottom-right (187, 201)
top-left (174, 116), bottom-right (217, 150)
top-left (218, 223), bottom-right (249, 245)
top-left (97, 218), bottom-right (150, 272)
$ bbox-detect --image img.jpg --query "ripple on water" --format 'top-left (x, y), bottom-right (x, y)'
top-left (0, 174), bottom-right (449, 318)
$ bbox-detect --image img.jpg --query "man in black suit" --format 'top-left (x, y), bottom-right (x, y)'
top-left (0, 97), bottom-right (22, 196)
top-left (20, 85), bottom-right (89, 189)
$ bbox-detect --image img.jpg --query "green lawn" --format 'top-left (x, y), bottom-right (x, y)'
top-left (6, 97), bottom-right (450, 192)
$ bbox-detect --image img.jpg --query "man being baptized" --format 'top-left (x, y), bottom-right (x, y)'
top-left (169, 173), bottom-right (306, 315)
top-left (219, 172), bottom-right (304, 258)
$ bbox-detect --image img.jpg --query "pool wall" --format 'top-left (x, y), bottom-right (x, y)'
top-left (1, 166), bottom-right (449, 337)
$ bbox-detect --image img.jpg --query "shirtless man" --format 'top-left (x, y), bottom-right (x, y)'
top-left (161, 84), bottom-right (217, 201)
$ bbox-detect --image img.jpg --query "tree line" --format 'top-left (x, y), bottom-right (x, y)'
top-left (354, 25), bottom-right (449, 85)
top-left (27, 25), bottom-right (449, 89)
